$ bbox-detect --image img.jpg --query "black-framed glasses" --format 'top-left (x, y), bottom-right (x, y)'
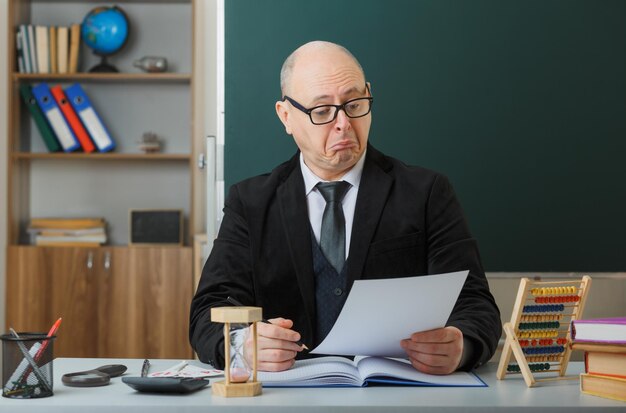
top-left (282, 84), bottom-right (373, 125)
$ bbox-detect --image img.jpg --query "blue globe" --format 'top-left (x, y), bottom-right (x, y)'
top-left (81, 6), bottom-right (129, 56)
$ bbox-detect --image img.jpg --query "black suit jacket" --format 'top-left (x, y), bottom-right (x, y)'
top-left (190, 144), bottom-right (501, 369)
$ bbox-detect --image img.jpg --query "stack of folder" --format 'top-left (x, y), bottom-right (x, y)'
top-left (16, 24), bottom-right (80, 74)
top-left (28, 218), bottom-right (107, 247)
top-left (572, 317), bottom-right (626, 402)
top-left (20, 83), bottom-right (115, 153)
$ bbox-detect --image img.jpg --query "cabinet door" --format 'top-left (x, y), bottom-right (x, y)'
top-left (6, 246), bottom-right (100, 358)
top-left (48, 247), bottom-right (100, 357)
top-left (6, 246), bottom-right (54, 333)
top-left (98, 247), bottom-right (193, 359)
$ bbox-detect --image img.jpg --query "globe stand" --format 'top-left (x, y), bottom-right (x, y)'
top-left (89, 54), bottom-right (119, 73)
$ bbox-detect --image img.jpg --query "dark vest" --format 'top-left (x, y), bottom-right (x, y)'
top-left (312, 233), bottom-right (348, 344)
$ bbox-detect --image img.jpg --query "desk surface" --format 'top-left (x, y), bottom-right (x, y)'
top-left (0, 358), bottom-right (623, 412)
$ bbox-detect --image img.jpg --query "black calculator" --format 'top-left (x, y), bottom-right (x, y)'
top-left (122, 377), bottom-right (210, 394)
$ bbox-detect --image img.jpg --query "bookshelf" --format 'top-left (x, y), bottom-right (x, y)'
top-left (5, 0), bottom-right (208, 359)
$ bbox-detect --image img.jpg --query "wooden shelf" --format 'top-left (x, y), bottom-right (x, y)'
top-left (11, 152), bottom-right (192, 161)
top-left (13, 73), bottom-right (191, 83)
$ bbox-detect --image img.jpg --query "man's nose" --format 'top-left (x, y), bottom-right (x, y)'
top-left (334, 108), bottom-right (351, 130)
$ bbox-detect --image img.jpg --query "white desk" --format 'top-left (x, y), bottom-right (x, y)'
top-left (0, 358), bottom-right (623, 412)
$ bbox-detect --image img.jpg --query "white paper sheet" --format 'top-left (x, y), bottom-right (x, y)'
top-left (311, 270), bottom-right (469, 357)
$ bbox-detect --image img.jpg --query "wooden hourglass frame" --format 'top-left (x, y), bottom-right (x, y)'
top-left (210, 306), bottom-right (263, 397)
top-left (497, 275), bottom-right (591, 387)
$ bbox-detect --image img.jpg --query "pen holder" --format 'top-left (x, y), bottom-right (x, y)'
top-left (1, 332), bottom-right (55, 399)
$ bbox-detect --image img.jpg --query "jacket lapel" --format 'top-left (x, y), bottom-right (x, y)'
top-left (346, 146), bottom-right (393, 288)
top-left (277, 157), bottom-right (316, 336)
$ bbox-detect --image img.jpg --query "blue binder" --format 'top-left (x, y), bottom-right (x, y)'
top-left (64, 84), bottom-right (115, 152)
top-left (31, 83), bottom-right (80, 152)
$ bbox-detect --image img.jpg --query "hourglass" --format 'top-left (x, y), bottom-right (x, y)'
top-left (210, 306), bottom-right (263, 397)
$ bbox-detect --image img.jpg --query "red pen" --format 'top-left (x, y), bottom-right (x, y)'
top-left (17, 318), bottom-right (62, 385)
top-left (34, 317), bottom-right (63, 360)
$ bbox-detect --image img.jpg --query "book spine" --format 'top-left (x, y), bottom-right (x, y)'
top-left (27, 25), bottom-right (38, 75)
top-left (57, 26), bottom-right (69, 74)
top-left (19, 25), bottom-right (32, 73)
top-left (49, 26), bottom-right (58, 74)
top-left (68, 24), bottom-right (80, 73)
top-left (35, 26), bottom-right (49, 74)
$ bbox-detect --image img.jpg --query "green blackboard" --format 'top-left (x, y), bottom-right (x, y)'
top-left (225, 0), bottom-right (626, 271)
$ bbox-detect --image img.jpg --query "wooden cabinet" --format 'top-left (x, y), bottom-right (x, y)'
top-left (5, 0), bottom-right (206, 358)
top-left (7, 246), bottom-right (193, 358)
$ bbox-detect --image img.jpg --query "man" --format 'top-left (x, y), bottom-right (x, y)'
top-left (190, 41), bottom-right (501, 375)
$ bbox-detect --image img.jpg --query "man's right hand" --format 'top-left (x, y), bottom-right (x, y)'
top-left (244, 317), bottom-right (304, 372)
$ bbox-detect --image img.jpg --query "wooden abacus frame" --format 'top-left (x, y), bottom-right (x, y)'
top-left (496, 275), bottom-right (592, 387)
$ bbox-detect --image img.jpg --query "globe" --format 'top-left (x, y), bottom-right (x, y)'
top-left (81, 6), bottom-right (130, 72)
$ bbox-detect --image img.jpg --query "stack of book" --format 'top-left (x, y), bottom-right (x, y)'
top-left (28, 218), bottom-right (107, 247)
top-left (572, 317), bottom-right (626, 402)
top-left (20, 82), bottom-right (115, 153)
top-left (16, 24), bottom-right (81, 74)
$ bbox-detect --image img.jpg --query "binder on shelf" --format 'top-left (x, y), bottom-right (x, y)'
top-left (19, 84), bottom-right (61, 153)
top-left (31, 83), bottom-right (80, 152)
top-left (57, 26), bottom-right (68, 74)
top-left (68, 24), bottom-right (80, 73)
top-left (18, 25), bottom-right (31, 73)
top-left (50, 85), bottom-right (96, 153)
top-left (49, 26), bottom-right (58, 74)
top-left (65, 83), bottom-right (115, 152)
top-left (27, 25), bottom-right (38, 75)
top-left (35, 25), bottom-right (49, 74)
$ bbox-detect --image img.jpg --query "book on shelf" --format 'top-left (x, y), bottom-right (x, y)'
top-left (17, 25), bottom-right (32, 73)
top-left (35, 233), bottom-right (107, 246)
top-left (35, 25), bottom-right (49, 74)
top-left (29, 217), bottom-right (107, 246)
top-left (572, 317), bottom-right (626, 344)
top-left (27, 25), bottom-right (38, 76)
top-left (580, 373), bottom-right (626, 402)
top-left (31, 83), bottom-right (80, 152)
top-left (49, 26), bottom-right (58, 74)
top-left (19, 84), bottom-right (62, 152)
top-left (256, 356), bottom-right (485, 388)
top-left (30, 217), bottom-right (105, 230)
top-left (68, 23), bottom-right (80, 73)
top-left (16, 30), bottom-right (25, 73)
top-left (57, 26), bottom-right (69, 74)
top-left (50, 85), bottom-right (96, 153)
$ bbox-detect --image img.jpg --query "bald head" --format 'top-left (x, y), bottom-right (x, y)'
top-left (280, 41), bottom-right (365, 97)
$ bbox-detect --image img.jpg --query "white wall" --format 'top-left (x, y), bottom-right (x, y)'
top-left (0, 0), bottom-right (9, 335)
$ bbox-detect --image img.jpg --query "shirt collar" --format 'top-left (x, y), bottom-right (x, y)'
top-left (300, 149), bottom-right (367, 196)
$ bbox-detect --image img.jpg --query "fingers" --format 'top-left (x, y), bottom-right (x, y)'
top-left (400, 327), bottom-right (464, 375)
top-left (244, 318), bottom-right (303, 372)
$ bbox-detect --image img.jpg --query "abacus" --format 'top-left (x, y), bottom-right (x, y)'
top-left (496, 275), bottom-right (592, 387)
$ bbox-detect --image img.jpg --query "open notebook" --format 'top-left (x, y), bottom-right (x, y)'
top-left (258, 356), bottom-right (486, 387)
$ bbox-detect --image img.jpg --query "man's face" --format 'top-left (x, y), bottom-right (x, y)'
top-left (276, 48), bottom-right (371, 181)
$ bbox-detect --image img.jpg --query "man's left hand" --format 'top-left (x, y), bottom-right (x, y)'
top-left (400, 326), bottom-right (463, 375)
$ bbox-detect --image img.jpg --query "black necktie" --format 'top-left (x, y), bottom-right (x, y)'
top-left (316, 181), bottom-right (351, 274)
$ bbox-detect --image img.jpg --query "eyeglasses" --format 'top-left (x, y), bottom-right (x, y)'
top-left (282, 85), bottom-right (373, 125)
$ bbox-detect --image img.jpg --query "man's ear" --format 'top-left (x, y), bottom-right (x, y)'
top-left (275, 101), bottom-right (293, 135)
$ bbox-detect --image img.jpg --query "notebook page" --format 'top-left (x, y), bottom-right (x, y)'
top-left (258, 356), bottom-right (362, 386)
top-left (355, 356), bottom-right (485, 386)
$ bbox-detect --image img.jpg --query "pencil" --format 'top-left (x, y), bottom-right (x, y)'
top-left (226, 296), bottom-right (309, 350)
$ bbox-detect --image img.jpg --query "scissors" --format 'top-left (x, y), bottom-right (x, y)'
top-left (62, 364), bottom-right (127, 387)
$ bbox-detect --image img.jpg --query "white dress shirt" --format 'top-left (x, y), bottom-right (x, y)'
top-left (299, 151), bottom-right (366, 260)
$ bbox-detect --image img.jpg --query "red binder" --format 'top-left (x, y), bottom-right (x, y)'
top-left (50, 85), bottom-right (96, 153)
